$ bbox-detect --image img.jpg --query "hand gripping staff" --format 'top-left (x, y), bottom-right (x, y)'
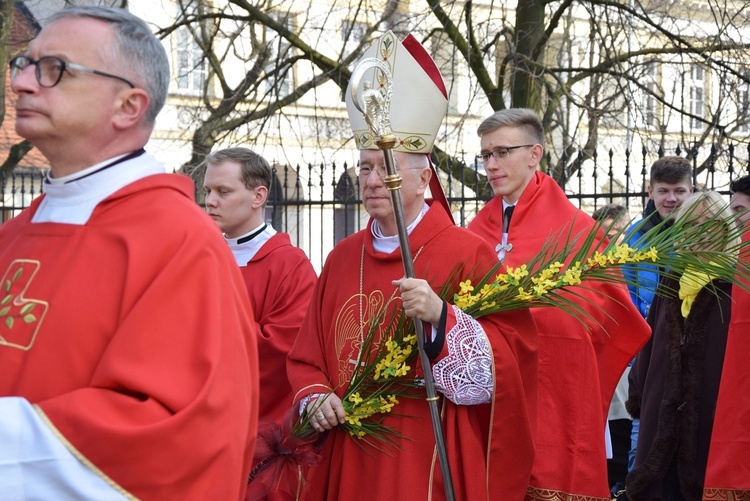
top-left (350, 57), bottom-right (455, 501)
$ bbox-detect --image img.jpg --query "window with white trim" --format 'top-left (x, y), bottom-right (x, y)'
top-left (431, 34), bottom-right (459, 114)
top-left (175, 4), bottom-right (208, 95)
top-left (264, 12), bottom-right (294, 98)
top-left (738, 76), bottom-right (750, 133)
top-left (642, 63), bottom-right (658, 128)
top-left (341, 20), bottom-right (367, 62)
top-left (689, 64), bottom-right (705, 131)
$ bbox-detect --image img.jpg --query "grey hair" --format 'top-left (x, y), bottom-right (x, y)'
top-left (393, 151), bottom-right (431, 172)
top-left (477, 108), bottom-right (545, 147)
top-left (47, 6), bottom-right (170, 126)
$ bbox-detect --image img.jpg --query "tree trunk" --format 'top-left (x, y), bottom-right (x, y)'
top-left (511, 0), bottom-right (546, 111)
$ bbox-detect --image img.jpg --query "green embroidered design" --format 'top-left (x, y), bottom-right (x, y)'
top-left (0, 260), bottom-right (48, 351)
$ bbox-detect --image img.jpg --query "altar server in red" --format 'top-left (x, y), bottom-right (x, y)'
top-left (468, 108), bottom-right (650, 500)
top-left (205, 147), bottom-right (316, 429)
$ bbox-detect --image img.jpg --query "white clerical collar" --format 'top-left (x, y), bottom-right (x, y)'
top-left (226, 224), bottom-right (277, 267)
top-left (371, 202), bottom-right (430, 254)
top-left (31, 151), bottom-right (165, 225)
top-left (45, 150), bottom-right (143, 185)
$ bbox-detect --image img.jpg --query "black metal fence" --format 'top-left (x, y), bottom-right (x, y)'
top-left (4, 145), bottom-right (750, 270)
top-left (1, 167), bottom-right (45, 223)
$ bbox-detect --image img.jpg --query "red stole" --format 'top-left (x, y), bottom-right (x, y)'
top-left (469, 171), bottom-right (650, 499)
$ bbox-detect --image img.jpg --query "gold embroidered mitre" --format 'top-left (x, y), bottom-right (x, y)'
top-left (345, 30), bottom-right (449, 154)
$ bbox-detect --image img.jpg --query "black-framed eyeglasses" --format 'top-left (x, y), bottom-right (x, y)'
top-left (9, 55), bottom-right (135, 89)
top-left (476, 144), bottom-right (535, 164)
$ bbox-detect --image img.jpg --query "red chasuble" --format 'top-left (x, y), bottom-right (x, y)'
top-left (0, 174), bottom-right (259, 500)
top-left (469, 171), bottom-right (650, 500)
top-left (703, 234), bottom-right (750, 500)
top-left (240, 233), bottom-right (317, 424)
top-left (287, 202), bottom-right (538, 500)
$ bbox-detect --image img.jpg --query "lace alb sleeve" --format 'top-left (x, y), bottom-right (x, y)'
top-left (431, 305), bottom-right (494, 405)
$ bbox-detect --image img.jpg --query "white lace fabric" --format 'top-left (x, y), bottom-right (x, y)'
top-left (432, 306), bottom-right (494, 405)
top-left (298, 393), bottom-right (325, 415)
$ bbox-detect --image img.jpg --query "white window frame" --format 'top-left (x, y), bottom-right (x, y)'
top-left (174, 4), bottom-right (208, 96)
top-left (264, 12), bottom-right (294, 98)
top-left (642, 63), bottom-right (658, 129)
top-left (689, 64), bottom-right (705, 131)
top-left (341, 20), bottom-right (367, 62)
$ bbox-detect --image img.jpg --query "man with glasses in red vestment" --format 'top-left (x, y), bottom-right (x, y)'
top-left (0, 6), bottom-right (257, 500)
top-left (468, 108), bottom-right (650, 501)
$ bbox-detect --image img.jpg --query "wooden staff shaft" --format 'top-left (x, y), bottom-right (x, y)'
top-left (378, 139), bottom-right (455, 501)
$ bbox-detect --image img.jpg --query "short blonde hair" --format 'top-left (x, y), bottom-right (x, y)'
top-left (477, 108), bottom-right (544, 146)
top-left (674, 190), bottom-right (739, 253)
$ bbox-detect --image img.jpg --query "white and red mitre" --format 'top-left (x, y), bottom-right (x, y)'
top-left (345, 30), bottom-right (449, 154)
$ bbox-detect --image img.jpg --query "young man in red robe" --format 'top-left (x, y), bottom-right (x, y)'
top-left (286, 31), bottom-right (538, 500)
top-left (468, 108), bottom-right (651, 500)
top-left (205, 147), bottom-right (317, 426)
top-left (703, 175), bottom-right (750, 499)
top-left (0, 7), bottom-right (258, 500)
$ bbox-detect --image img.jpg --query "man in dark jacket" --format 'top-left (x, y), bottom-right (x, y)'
top-left (621, 158), bottom-right (694, 500)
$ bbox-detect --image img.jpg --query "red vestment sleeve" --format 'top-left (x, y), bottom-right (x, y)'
top-left (288, 253), bottom-right (339, 403)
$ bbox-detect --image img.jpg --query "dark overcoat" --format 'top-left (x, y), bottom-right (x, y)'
top-left (626, 274), bottom-right (731, 500)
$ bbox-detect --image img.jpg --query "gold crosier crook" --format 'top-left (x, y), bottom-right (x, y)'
top-left (350, 57), bottom-right (455, 501)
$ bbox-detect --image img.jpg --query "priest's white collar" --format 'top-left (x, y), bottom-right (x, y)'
top-left (45, 149), bottom-right (143, 185)
top-left (32, 150), bottom-right (165, 225)
top-left (225, 223), bottom-right (276, 267)
top-left (371, 202), bottom-right (430, 254)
